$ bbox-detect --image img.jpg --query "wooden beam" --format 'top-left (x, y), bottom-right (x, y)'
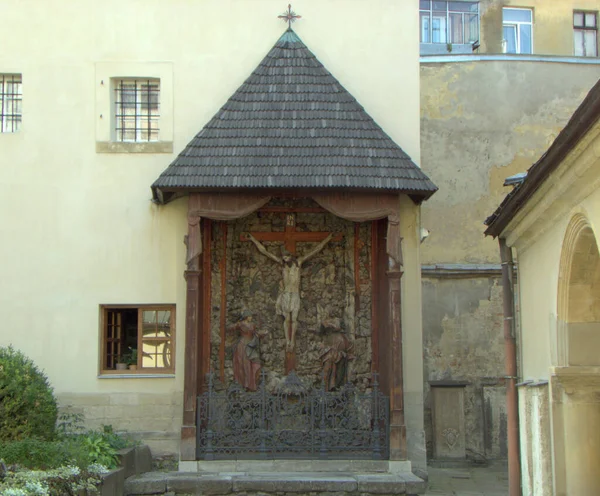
top-left (219, 222), bottom-right (227, 384)
top-left (258, 206), bottom-right (326, 213)
top-left (354, 223), bottom-right (361, 314)
top-left (388, 257), bottom-right (406, 460)
top-left (371, 221), bottom-right (379, 373)
top-left (181, 205), bottom-right (203, 461)
top-left (201, 219), bottom-right (212, 389)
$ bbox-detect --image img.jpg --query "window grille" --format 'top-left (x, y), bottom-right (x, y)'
top-left (574, 11), bottom-right (598, 57)
top-left (114, 79), bottom-right (159, 142)
top-left (419, 1), bottom-right (480, 45)
top-left (0, 74), bottom-right (22, 133)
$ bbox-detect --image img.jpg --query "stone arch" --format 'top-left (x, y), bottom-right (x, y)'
top-left (557, 213), bottom-right (600, 365)
top-left (554, 213), bottom-right (600, 495)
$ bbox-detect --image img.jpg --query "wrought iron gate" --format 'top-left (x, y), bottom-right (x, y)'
top-left (196, 372), bottom-right (389, 460)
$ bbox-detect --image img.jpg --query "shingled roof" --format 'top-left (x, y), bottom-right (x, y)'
top-left (152, 29), bottom-right (437, 204)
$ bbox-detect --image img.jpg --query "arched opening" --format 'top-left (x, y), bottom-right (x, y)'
top-left (557, 214), bottom-right (600, 365)
top-left (553, 214), bottom-right (600, 495)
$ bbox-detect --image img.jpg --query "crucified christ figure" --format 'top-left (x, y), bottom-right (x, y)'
top-left (243, 232), bottom-right (334, 352)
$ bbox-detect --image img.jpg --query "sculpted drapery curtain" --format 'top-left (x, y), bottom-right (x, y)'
top-left (187, 192), bottom-right (402, 266)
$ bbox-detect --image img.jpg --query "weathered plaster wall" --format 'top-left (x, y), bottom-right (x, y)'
top-left (420, 61), bottom-right (600, 265)
top-left (423, 277), bottom-right (506, 460)
top-left (420, 60), bottom-right (600, 462)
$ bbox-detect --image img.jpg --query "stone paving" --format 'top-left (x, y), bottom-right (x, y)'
top-left (425, 464), bottom-right (509, 496)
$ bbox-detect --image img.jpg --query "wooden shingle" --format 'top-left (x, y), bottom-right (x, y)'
top-left (152, 29), bottom-right (437, 203)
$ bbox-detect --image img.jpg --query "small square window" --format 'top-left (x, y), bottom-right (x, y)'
top-left (0, 74), bottom-right (22, 133)
top-left (113, 79), bottom-right (160, 142)
top-left (101, 305), bottom-right (175, 374)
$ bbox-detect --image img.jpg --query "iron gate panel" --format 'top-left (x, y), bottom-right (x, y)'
top-left (196, 372), bottom-right (389, 460)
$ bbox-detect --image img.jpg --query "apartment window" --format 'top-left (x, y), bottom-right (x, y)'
top-left (503, 8), bottom-right (533, 54)
top-left (114, 79), bottom-right (159, 142)
top-left (101, 305), bottom-right (175, 374)
top-left (420, 1), bottom-right (480, 45)
top-left (0, 74), bottom-right (22, 133)
top-left (574, 11), bottom-right (598, 57)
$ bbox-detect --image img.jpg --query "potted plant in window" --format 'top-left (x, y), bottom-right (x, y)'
top-left (124, 348), bottom-right (138, 371)
top-left (116, 355), bottom-right (128, 371)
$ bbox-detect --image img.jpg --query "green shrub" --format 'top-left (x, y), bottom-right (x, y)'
top-left (0, 465), bottom-right (105, 495)
top-left (0, 439), bottom-right (88, 469)
top-left (0, 347), bottom-right (58, 442)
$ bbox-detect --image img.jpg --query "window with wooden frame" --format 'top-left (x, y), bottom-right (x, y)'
top-left (101, 305), bottom-right (175, 375)
top-left (574, 11), bottom-right (598, 57)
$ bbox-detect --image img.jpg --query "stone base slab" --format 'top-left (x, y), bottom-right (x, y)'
top-left (124, 471), bottom-right (426, 495)
top-left (180, 460), bottom-right (412, 474)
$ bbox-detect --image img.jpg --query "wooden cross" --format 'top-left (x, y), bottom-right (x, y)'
top-left (239, 213), bottom-right (342, 255)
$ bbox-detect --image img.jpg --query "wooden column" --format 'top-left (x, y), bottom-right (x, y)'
top-left (388, 245), bottom-right (407, 460)
top-left (180, 206), bottom-right (203, 461)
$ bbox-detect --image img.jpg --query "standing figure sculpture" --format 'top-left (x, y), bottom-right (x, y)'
top-left (319, 317), bottom-right (354, 391)
top-left (243, 232), bottom-right (334, 352)
top-left (229, 310), bottom-right (266, 391)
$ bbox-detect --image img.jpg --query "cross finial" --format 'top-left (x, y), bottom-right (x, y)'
top-left (278, 4), bottom-right (301, 29)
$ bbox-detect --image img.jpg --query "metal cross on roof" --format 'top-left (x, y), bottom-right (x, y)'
top-left (278, 4), bottom-right (301, 28)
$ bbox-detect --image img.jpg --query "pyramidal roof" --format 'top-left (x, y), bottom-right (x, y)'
top-left (152, 29), bottom-right (437, 203)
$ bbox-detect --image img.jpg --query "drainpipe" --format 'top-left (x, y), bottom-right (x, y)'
top-left (500, 238), bottom-right (521, 496)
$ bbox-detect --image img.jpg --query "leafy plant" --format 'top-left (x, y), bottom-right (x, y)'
top-left (120, 348), bottom-right (138, 366)
top-left (56, 412), bottom-right (85, 439)
top-left (81, 434), bottom-right (119, 469)
top-left (0, 347), bottom-right (58, 442)
top-left (0, 466), bottom-right (103, 495)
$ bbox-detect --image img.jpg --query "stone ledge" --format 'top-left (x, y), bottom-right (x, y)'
top-left (124, 471), bottom-right (425, 495)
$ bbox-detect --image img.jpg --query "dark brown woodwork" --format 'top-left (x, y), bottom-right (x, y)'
top-left (219, 222), bottom-right (227, 384)
top-left (258, 206), bottom-right (326, 214)
top-left (181, 207), bottom-right (203, 461)
top-left (354, 223), bottom-right (361, 312)
top-left (370, 221), bottom-right (379, 374)
top-left (201, 219), bottom-right (212, 389)
top-left (240, 213), bottom-right (342, 256)
top-left (388, 262), bottom-right (406, 460)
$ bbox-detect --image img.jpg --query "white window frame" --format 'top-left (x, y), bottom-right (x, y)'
top-left (0, 74), bottom-right (22, 133)
top-left (573, 11), bottom-right (598, 57)
top-left (419, 1), bottom-right (480, 45)
top-left (502, 7), bottom-right (534, 54)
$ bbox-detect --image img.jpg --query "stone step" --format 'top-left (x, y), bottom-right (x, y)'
top-left (124, 470), bottom-right (427, 495)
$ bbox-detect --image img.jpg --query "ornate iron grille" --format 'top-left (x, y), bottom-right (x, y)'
top-left (196, 372), bottom-right (389, 460)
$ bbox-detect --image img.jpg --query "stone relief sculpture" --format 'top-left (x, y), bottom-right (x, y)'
top-left (243, 232), bottom-right (334, 352)
top-left (229, 310), bottom-right (267, 391)
top-left (319, 317), bottom-right (355, 391)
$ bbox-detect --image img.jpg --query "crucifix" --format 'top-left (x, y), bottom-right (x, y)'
top-left (278, 4), bottom-right (301, 28)
top-left (241, 213), bottom-right (342, 373)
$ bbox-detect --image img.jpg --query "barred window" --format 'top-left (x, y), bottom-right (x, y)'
top-left (1, 74), bottom-right (22, 133)
top-left (114, 79), bottom-right (159, 142)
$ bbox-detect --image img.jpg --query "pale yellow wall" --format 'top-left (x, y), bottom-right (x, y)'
top-left (0, 0), bottom-right (421, 452)
top-left (478, 0), bottom-right (600, 55)
top-left (504, 119), bottom-right (600, 380)
top-left (504, 0), bottom-right (599, 56)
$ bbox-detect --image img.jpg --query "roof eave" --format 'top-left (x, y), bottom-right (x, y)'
top-left (152, 185), bottom-right (437, 206)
